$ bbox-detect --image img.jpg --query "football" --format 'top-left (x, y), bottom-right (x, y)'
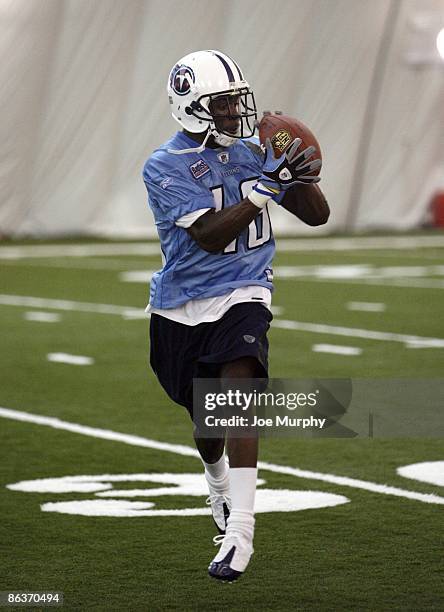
top-left (258, 111), bottom-right (322, 174)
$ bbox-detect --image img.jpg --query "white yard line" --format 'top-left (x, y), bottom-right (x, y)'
top-left (1, 236), bottom-right (444, 260)
top-left (120, 270), bottom-right (155, 282)
top-left (0, 244), bottom-right (161, 259)
top-left (259, 461), bottom-right (444, 505)
top-left (405, 340), bottom-right (444, 349)
top-left (0, 407), bottom-right (199, 457)
top-left (347, 302), bottom-right (386, 312)
top-left (361, 278), bottom-right (444, 289)
top-left (24, 311), bottom-right (61, 322)
top-left (1, 293), bottom-right (443, 347)
top-left (337, 250), bottom-right (444, 260)
top-left (47, 353), bottom-right (94, 366)
top-left (276, 236), bottom-right (444, 251)
top-left (0, 294), bottom-right (146, 318)
top-left (0, 406), bottom-right (443, 505)
top-left (272, 318), bottom-right (444, 347)
top-left (271, 265), bottom-right (444, 288)
top-left (312, 344), bottom-right (362, 356)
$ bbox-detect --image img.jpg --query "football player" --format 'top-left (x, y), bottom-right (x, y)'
top-left (142, 50), bottom-right (329, 582)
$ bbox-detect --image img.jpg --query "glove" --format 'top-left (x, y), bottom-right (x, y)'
top-left (248, 138), bottom-right (322, 209)
top-left (261, 137), bottom-right (321, 190)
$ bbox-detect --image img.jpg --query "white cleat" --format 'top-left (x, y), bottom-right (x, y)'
top-left (208, 530), bottom-right (254, 582)
top-left (206, 489), bottom-right (231, 535)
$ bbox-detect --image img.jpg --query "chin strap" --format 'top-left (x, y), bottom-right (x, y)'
top-left (167, 124), bottom-right (237, 155)
top-left (211, 130), bottom-right (237, 148)
top-left (167, 129), bottom-right (212, 155)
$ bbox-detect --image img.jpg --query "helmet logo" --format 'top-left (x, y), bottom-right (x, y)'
top-left (170, 64), bottom-right (195, 96)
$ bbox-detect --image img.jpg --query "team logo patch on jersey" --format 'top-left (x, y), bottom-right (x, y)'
top-left (217, 152), bottom-right (230, 164)
top-left (189, 159), bottom-right (210, 179)
top-left (271, 129), bottom-right (292, 153)
top-left (243, 335), bottom-right (256, 344)
top-left (170, 64), bottom-right (195, 96)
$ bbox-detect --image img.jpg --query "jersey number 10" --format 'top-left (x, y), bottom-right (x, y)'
top-left (211, 178), bottom-right (272, 254)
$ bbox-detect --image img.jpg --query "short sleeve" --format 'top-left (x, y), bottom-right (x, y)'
top-left (143, 154), bottom-right (215, 223)
top-left (175, 208), bottom-right (212, 228)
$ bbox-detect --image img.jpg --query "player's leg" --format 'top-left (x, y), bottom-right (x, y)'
top-left (222, 355), bottom-right (259, 468)
top-left (193, 431), bottom-right (231, 534)
top-left (193, 433), bottom-right (224, 464)
top-left (150, 313), bottom-right (231, 534)
top-left (208, 355), bottom-right (259, 582)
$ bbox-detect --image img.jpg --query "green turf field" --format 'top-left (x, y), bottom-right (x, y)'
top-left (1, 234), bottom-right (443, 610)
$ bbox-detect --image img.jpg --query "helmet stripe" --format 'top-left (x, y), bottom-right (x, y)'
top-left (213, 51), bottom-right (236, 83)
top-left (231, 58), bottom-right (244, 80)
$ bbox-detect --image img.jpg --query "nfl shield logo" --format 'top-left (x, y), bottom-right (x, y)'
top-left (217, 152), bottom-right (230, 164)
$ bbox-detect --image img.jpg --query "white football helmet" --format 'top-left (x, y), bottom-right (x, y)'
top-left (167, 50), bottom-right (257, 148)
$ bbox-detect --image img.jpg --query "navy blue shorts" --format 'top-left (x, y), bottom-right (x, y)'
top-left (149, 302), bottom-right (273, 416)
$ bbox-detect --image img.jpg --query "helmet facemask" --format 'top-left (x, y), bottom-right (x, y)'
top-left (187, 88), bottom-right (257, 146)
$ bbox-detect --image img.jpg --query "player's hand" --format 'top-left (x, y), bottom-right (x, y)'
top-left (260, 138), bottom-right (322, 192)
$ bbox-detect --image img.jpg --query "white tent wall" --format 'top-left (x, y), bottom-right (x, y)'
top-left (1, 0), bottom-right (443, 238)
top-left (354, 0), bottom-right (444, 230)
top-left (0, 0), bottom-right (62, 235)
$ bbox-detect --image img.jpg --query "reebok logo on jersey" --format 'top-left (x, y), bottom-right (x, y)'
top-left (160, 177), bottom-right (173, 189)
top-left (189, 159), bottom-right (210, 179)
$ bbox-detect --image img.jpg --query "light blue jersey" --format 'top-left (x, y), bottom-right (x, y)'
top-left (143, 131), bottom-right (279, 309)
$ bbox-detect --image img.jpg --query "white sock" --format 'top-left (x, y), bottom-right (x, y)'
top-left (228, 467), bottom-right (257, 541)
top-left (227, 510), bottom-right (255, 540)
top-left (229, 467), bottom-right (257, 514)
top-left (203, 453), bottom-right (229, 491)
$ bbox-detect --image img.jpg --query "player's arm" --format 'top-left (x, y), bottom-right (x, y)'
top-left (187, 199), bottom-right (260, 253)
top-left (280, 184), bottom-right (330, 226)
top-left (188, 137), bottom-right (328, 252)
top-left (266, 136), bottom-right (329, 226)
top-left (187, 136), bottom-right (287, 253)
